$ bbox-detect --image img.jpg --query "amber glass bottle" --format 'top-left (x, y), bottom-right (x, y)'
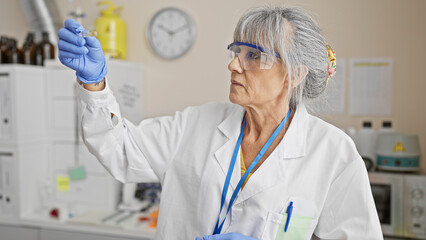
top-left (0, 36), bottom-right (9, 63)
top-left (35, 47), bottom-right (43, 66)
top-left (7, 39), bottom-right (23, 64)
top-left (22, 33), bottom-right (37, 65)
top-left (40, 32), bottom-right (55, 65)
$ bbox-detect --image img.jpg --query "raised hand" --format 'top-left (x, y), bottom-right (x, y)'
top-left (58, 19), bottom-right (107, 84)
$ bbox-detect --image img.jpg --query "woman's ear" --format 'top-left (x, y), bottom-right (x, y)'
top-left (290, 65), bottom-right (308, 88)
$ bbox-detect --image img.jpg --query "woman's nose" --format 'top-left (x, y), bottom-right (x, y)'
top-left (228, 56), bottom-right (243, 73)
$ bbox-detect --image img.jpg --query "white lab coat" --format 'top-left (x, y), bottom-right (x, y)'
top-left (77, 82), bottom-right (383, 240)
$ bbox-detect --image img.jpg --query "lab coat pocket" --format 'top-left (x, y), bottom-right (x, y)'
top-left (261, 211), bottom-right (313, 240)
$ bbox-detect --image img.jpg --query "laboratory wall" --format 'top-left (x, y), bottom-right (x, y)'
top-left (1, 0), bottom-right (426, 172)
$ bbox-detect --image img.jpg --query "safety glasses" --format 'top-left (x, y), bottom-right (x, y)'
top-left (227, 42), bottom-right (281, 70)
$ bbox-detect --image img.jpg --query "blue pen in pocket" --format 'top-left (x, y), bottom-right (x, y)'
top-left (284, 201), bottom-right (293, 232)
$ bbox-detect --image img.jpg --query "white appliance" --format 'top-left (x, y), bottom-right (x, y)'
top-left (369, 172), bottom-right (426, 239)
top-left (376, 133), bottom-right (421, 172)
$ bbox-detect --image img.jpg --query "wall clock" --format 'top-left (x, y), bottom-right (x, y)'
top-left (147, 7), bottom-right (196, 59)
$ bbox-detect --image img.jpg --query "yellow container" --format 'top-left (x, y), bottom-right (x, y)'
top-left (95, 1), bottom-right (126, 59)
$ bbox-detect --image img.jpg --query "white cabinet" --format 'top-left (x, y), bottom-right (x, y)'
top-left (0, 65), bottom-right (47, 146)
top-left (0, 65), bottom-right (48, 219)
top-left (0, 223), bottom-right (153, 240)
top-left (0, 225), bottom-right (39, 240)
top-left (0, 145), bottom-right (48, 219)
top-left (40, 228), bottom-right (150, 240)
top-left (0, 60), bottom-right (144, 219)
top-left (0, 61), bottom-right (152, 240)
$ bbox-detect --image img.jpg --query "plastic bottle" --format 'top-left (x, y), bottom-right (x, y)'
top-left (22, 33), bottom-right (37, 65)
top-left (357, 121), bottom-right (378, 171)
top-left (39, 31), bottom-right (55, 65)
top-left (6, 39), bottom-right (23, 64)
top-left (378, 121), bottom-right (394, 134)
top-left (95, 1), bottom-right (126, 59)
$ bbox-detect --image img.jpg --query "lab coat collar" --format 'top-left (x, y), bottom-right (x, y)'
top-left (217, 103), bottom-right (308, 159)
top-left (214, 103), bottom-right (309, 194)
top-left (217, 104), bottom-right (246, 141)
top-left (214, 104), bottom-right (246, 191)
top-left (277, 103), bottom-right (308, 159)
top-left (235, 103), bottom-right (309, 204)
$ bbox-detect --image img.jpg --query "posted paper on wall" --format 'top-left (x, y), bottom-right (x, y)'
top-left (348, 58), bottom-right (393, 115)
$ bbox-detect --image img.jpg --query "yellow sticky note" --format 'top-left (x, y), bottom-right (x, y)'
top-left (57, 176), bottom-right (70, 191)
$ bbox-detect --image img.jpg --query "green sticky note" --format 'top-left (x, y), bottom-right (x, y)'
top-left (69, 167), bottom-right (86, 181)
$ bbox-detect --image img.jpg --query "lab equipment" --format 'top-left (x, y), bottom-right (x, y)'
top-left (227, 42), bottom-right (280, 70)
top-left (58, 18), bottom-right (107, 84)
top-left (284, 201), bottom-right (293, 232)
top-left (376, 132), bottom-right (420, 172)
top-left (357, 121), bottom-right (378, 171)
top-left (95, 1), bottom-right (126, 59)
top-left (119, 183), bottom-right (160, 212)
top-left (77, 29), bottom-right (98, 37)
top-left (369, 172), bottom-right (426, 238)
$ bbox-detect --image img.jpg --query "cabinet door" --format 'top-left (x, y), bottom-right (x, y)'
top-left (0, 225), bottom-right (39, 240)
top-left (0, 153), bottom-right (18, 217)
top-left (40, 228), bottom-right (151, 240)
top-left (0, 73), bottom-right (12, 142)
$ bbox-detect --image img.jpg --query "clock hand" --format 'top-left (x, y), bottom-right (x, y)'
top-left (158, 24), bottom-right (174, 36)
top-left (172, 24), bottom-right (189, 34)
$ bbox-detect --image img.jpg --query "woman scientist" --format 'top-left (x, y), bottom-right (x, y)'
top-left (57, 6), bottom-right (382, 240)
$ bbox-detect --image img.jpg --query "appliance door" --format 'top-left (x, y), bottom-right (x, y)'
top-left (369, 172), bottom-right (404, 237)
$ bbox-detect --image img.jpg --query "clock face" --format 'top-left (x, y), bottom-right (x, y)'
top-left (147, 7), bottom-right (196, 59)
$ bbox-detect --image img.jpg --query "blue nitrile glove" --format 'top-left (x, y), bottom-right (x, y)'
top-left (195, 233), bottom-right (257, 240)
top-left (58, 19), bottom-right (107, 84)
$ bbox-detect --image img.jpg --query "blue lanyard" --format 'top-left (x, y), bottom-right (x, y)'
top-left (213, 108), bottom-right (292, 235)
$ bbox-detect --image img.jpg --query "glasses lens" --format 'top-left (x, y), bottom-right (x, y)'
top-left (228, 45), bottom-right (238, 64)
top-left (259, 53), bottom-right (274, 70)
top-left (228, 43), bottom-right (275, 70)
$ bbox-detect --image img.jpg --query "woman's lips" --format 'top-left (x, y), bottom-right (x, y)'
top-left (231, 80), bottom-right (243, 87)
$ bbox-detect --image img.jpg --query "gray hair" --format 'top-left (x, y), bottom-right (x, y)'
top-left (234, 6), bottom-right (329, 109)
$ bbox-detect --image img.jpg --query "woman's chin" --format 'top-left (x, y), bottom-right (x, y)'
top-left (229, 93), bottom-right (243, 105)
